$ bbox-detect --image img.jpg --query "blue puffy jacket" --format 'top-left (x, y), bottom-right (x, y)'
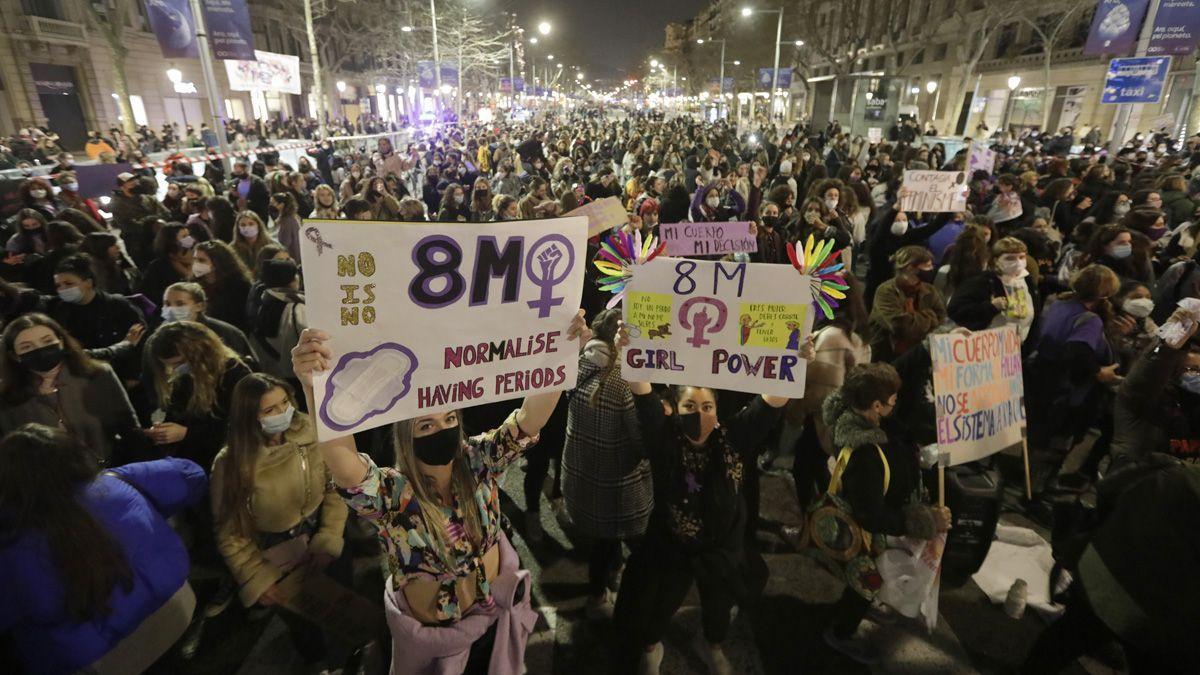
top-left (0, 458), bottom-right (207, 674)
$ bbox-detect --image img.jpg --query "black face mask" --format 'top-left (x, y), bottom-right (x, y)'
top-left (917, 268), bottom-right (937, 284)
top-left (678, 411), bottom-right (702, 442)
top-left (18, 343), bottom-right (64, 372)
top-left (761, 215), bottom-right (779, 230)
top-left (412, 425), bottom-right (460, 466)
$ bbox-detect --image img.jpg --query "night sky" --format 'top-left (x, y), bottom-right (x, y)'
top-left (503, 0), bottom-right (709, 80)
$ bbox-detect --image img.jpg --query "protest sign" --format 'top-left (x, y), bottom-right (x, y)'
top-left (967, 142), bottom-right (996, 176)
top-left (929, 326), bottom-right (1025, 466)
top-left (900, 170), bottom-right (968, 213)
top-left (225, 50), bottom-right (302, 94)
top-left (659, 222), bottom-right (757, 257)
top-left (203, 0), bottom-right (256, 61)
top-left (565, 196), bottom-right (628, 236)
top-left (300, 218), bottom-right (587, 440)
top-left (621, 257), bottom-right (813, 398)
top-left (867, 127), bottom-right (883, 144)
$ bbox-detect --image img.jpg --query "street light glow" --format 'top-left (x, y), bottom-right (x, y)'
top-left (910, 86), bottom-right (920, 95)
top-left (741, 7), bottom-right (753, 17)
top-left (529, 37), bottom-right (538, 44)
top-left (336, 80), bottom-right (346, 93)
top-left (166, 68), bottom-right (182, 84)
top-left (650, 59), bottom-right (659, 67)
top-left (733, 60), bottom-right (741, 65)
top-left (794, 40), bottom-right (804, 47)
top-left (576, 72), bottom-right (583, 80)
top-left (401, 25), bottom-right (413, 32)
top-left (696, 38), bottom-right (704, 44)
top-left (926, 80), bottom-right (938, 93)
top-left (1007, 75), bottom-right (1021, 90)
top-left (537, 21), bottom-right (551, 35)
top-left (547, 54), bottom-right (554, 60)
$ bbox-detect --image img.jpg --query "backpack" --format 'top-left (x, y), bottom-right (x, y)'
top-left (252, 294), bottom-right (304, 379)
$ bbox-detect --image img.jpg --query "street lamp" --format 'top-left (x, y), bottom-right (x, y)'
top-left (537, 21), bottom-right (551, 35)
top-left (696, 37), bottom-right (728, 119)
top-left (336, 80), bottom-right (346, 93)
top-left (529, 37), bottom-right (538, 44)
top-left (926, 81), bottom-right (938, 94)
top-left (547, 54), bottom-right (554, 60)
top-left (650, 58), bottom-right (659, 67)
top-left (742, 6), bottom-right (785, 121)
top-left (794, 40), bottom-right (804, 47)
top-left (166, 68), bottom-right (182, 84)
top-left (1002, 75), bottom-right (1021, 132)
top-left (401, 25), bottom-right (413, 32)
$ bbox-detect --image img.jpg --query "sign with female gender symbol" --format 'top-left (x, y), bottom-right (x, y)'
top-left (622, 257), bottom-right (814, 398)
top-left (299, 217), bottom-right (587, 440)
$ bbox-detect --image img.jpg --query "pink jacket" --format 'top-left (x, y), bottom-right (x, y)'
top-left (383, 532), bottom-right (537, 675)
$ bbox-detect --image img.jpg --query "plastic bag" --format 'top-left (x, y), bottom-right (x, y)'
top-left (876, 531), bottom-right (947, 632)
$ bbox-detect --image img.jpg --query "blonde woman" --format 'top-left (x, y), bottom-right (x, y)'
top-left (289, 310), bottom-right (590, 674)
top-left (312, 184), bottom-right (340, 220)
top-left (231, 211), bottom-right (276, 273)
top-left (211, 373), bottom-right (351, 668)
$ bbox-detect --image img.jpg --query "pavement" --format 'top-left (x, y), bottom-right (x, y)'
top-left (174, 453), bottom-right (1101, 675)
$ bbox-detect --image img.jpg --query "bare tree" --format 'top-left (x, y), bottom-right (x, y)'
top-left (1017, 0), bottom-right (1088, 131)
top-left (84, 0), bottom-right (137, 135)
top-left (944, 2), bottom-right (1023, 134)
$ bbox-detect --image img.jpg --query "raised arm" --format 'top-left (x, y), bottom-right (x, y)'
top-left (513, 309), bottom-right (592, 435)
top-left (291, 328), bottom-right (368, 488)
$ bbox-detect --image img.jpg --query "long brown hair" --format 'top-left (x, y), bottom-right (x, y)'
top-left (0, 424), bottom-right (133, 620)
top-left (146, 320), bottom-right (241, 415)
top-left (194, 239), bottom-right (251, 290)
top-left (392, 416), bottom-right (483, 562)
top-left (588, 308), bottom-right (622, 407)
top-left (1, 313), bottom-right (102, 406)
top-left (216, 373), bottom-right (301, 538)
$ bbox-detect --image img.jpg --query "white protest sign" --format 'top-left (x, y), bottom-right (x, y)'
top-left (867, 127), bottom-right (883, 144)
top-left (622, 257), bottom-right (813, 398)
top-left (967, 142), bottom-right (996, 176)
top-left (565, 196), bottom-right (628, 236)
top-left (929, 326), bottom-right (1026, 466)
top-left (900, 170), bottom-right (969, 213)
top-left (300, 218), bottom-right (587, 440)
top-left (659, 221), bottom-right (758, 257)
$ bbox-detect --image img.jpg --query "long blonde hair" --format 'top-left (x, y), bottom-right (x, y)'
top-left (147, 320), bottom-right (241, 415)
top-left (392, 415), bottom-right (484, 562)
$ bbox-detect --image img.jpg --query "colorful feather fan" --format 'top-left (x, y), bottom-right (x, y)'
top-left (787, 235), bottom-right (849, 320)
top-left (592, 229), bottom-right (666, 309)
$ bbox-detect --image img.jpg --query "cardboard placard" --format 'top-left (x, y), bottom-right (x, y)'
top-left (659, 221), bottom-right (758, 257)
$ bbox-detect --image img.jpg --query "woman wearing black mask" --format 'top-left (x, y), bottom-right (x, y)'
top-left (0, 313), bottom-right (140, 465)
top-left (867, 245), bottom-right (946, 363)
top-left (289, 311), bottom-right (591, 673)
top-left (752, 201), bottom-right (788, 264)
top-left (612, 323), bottom-right (802, 675)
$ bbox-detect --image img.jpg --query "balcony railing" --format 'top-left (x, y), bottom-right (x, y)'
top-left (17, 15), bottom-right (88, 45)
top-left (976, 47), bottom-right (1088, 72)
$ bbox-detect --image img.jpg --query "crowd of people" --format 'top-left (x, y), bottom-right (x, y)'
top-left (1, 107), bottom-right (1199, 675)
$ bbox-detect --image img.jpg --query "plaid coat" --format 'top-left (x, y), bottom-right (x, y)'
top-left (562, 342), bottom-right (653, 539)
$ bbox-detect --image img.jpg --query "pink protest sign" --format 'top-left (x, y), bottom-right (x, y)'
top-left (659, 221), bottom-right (758, 257)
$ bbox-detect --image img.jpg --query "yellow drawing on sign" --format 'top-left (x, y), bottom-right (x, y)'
top-left (627, 291), bottom-right (674, 341)
top-left (739, 303), bottom-right (808, 349)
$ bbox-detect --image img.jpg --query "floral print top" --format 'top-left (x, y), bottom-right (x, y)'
top-left (336, 411), bottom-right (537, 623)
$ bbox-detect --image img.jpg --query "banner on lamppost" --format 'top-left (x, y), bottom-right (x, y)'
top-left (707, 77), bottom-right (734, 94)
top-left (756, 67), bottom-right (792, 90)
top-left (1147, 0), bottom-right (1200, 56)
top-left (225, 50), bottom-right (302, 94)
top-left (417, 61), bottom-right (460, 89)
top-left (500, 77), bottom-right (526, 93)
top-left (202, 0), bottom-right (256, 61)
top-left (1101, 56), bottom-right (1171, 103)
top-left (147, 0), bottom-right (200, 59)
top-left (1083, 0), bottom-right (1151, 56)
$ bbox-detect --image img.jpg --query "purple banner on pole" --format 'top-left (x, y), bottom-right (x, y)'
top-left (147, 0), bottom-right (200, 59)
top-left (659, 222), bottom-right (758, 257)
top-left (203, 0), bottom-right (256, 61)
top-left (417, 61), bottom-right (460, 89)
top-left (1147, 0), bottom-right (1200, 55)
top-left (756, 67), bottom-right (792, 90)
top-left (1084, 0), bottom-right (1150, 56)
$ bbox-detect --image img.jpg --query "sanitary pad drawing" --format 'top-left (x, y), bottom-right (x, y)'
top-left (319, 343), bottom-right (418, 432)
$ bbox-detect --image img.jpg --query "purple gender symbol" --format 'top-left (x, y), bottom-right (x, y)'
top-left (524, 233), bottom-right (575, 318)
top-left (678, 297), bottom-right (728, 348)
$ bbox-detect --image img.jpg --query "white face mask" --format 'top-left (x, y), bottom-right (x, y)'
top-left (260, 404), bottom-right (296, 435)
top-left (998, 257), bottom-right (1026, 277)
top-left (29, 189), bottom-right (47, 199)
top-left (891, 219), bottom-right (909, 236)
top-left (824, 198), bottom-right (838, 211)
top-left (161, 305), bottom-right (193, 322)
top-left (1123, 297), bottom-right (1154, 319)
top-left (64, 183), bottom-right (79, 192)
top-left (454, 194), bottom-right (465, 204)
top-left (238, 224), bottom-right (258, 239)
top-left (179, 235), bottom-right (196, 250)
top-left (191, 261), bottom-right (213, 277)
top-left (706, 196), bottom-right (720, 208)
top-left (1113, 202), bottom-right (1131, 217)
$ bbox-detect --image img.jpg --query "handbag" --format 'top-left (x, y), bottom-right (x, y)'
top-left (798, 444), bottom-right (890, 601)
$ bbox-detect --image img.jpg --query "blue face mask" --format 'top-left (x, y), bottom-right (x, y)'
top-left (57, 287), bottom-right (84, 304)
top-left (260, 404), bottom-right (295, 435)
top-left (1180, 373), bottom-right (1200, 395)
top-left (1110, 243), bottom-right (1133, 259)
top-left (161, 305), bottom-right (193, 323)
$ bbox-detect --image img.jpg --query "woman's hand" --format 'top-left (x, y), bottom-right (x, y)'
top-left (566, 309), bottom-right (591, 346)
top-left (147, 422), bottom-right (187, 445)
top-left (991, 296), bottom-right (1008, 311)
top-left (799, 334), bottom-right (816, 361)
top-left (932, 506), bottom-right (953, 533)
top-left (124, 323), bottom-right (146, 346)
top-left (291, 328), bottom-right (333, 390)
top-left (1096, 363), bottom-right (1122, 384)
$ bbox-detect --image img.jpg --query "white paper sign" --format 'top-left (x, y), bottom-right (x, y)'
top-left (225, 50), bottom-right (302, 94)
top-left (621, 257), bottom-right (813, 398)
top-left (867, 127), bottom-right (883, 144)
top-left (967, 142), bottom-right (996, 176)
top-left (900, 170), bottom-right (969, 213)
top-left (300, 218), bottom-right (587, 440)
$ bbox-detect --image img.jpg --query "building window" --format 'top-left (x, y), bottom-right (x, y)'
top-left (21, 0), bottom-right (63, 20)
top-left (129, 95), bottom-right (149, 126)
top-left (911, 49), bottom-right (924, 65)
top-left (933, 43), bottom-right (947, 61)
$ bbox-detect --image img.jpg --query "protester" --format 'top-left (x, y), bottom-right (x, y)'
top-left (232, 211), bottom-right (275, 272)
top-left (191, 240), bottom-right (253, 331)
top-left (868, 245), bottom-right (946, 363)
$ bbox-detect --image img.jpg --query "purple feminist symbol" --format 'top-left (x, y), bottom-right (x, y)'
top-left (679, 297), bottom-right (728, 348)
top-left (524, 234), bottom-right (575, 318)
top-left (305, 227), bottom-right (333, 255)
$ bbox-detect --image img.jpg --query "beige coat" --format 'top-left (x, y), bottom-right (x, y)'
top-left (211, 414), bottom-right (348, 606)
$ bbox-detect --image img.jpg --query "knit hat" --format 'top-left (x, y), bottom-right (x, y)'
top-left (780, 160), bottom-right (793, 174)
top-left (638, 198), bottom-right (660, 216)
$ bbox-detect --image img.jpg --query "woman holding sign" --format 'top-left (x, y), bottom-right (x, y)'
top-left (610, 322), bottom-right (807, 675)
top-left (289, 311), bottom-right (591, 675)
